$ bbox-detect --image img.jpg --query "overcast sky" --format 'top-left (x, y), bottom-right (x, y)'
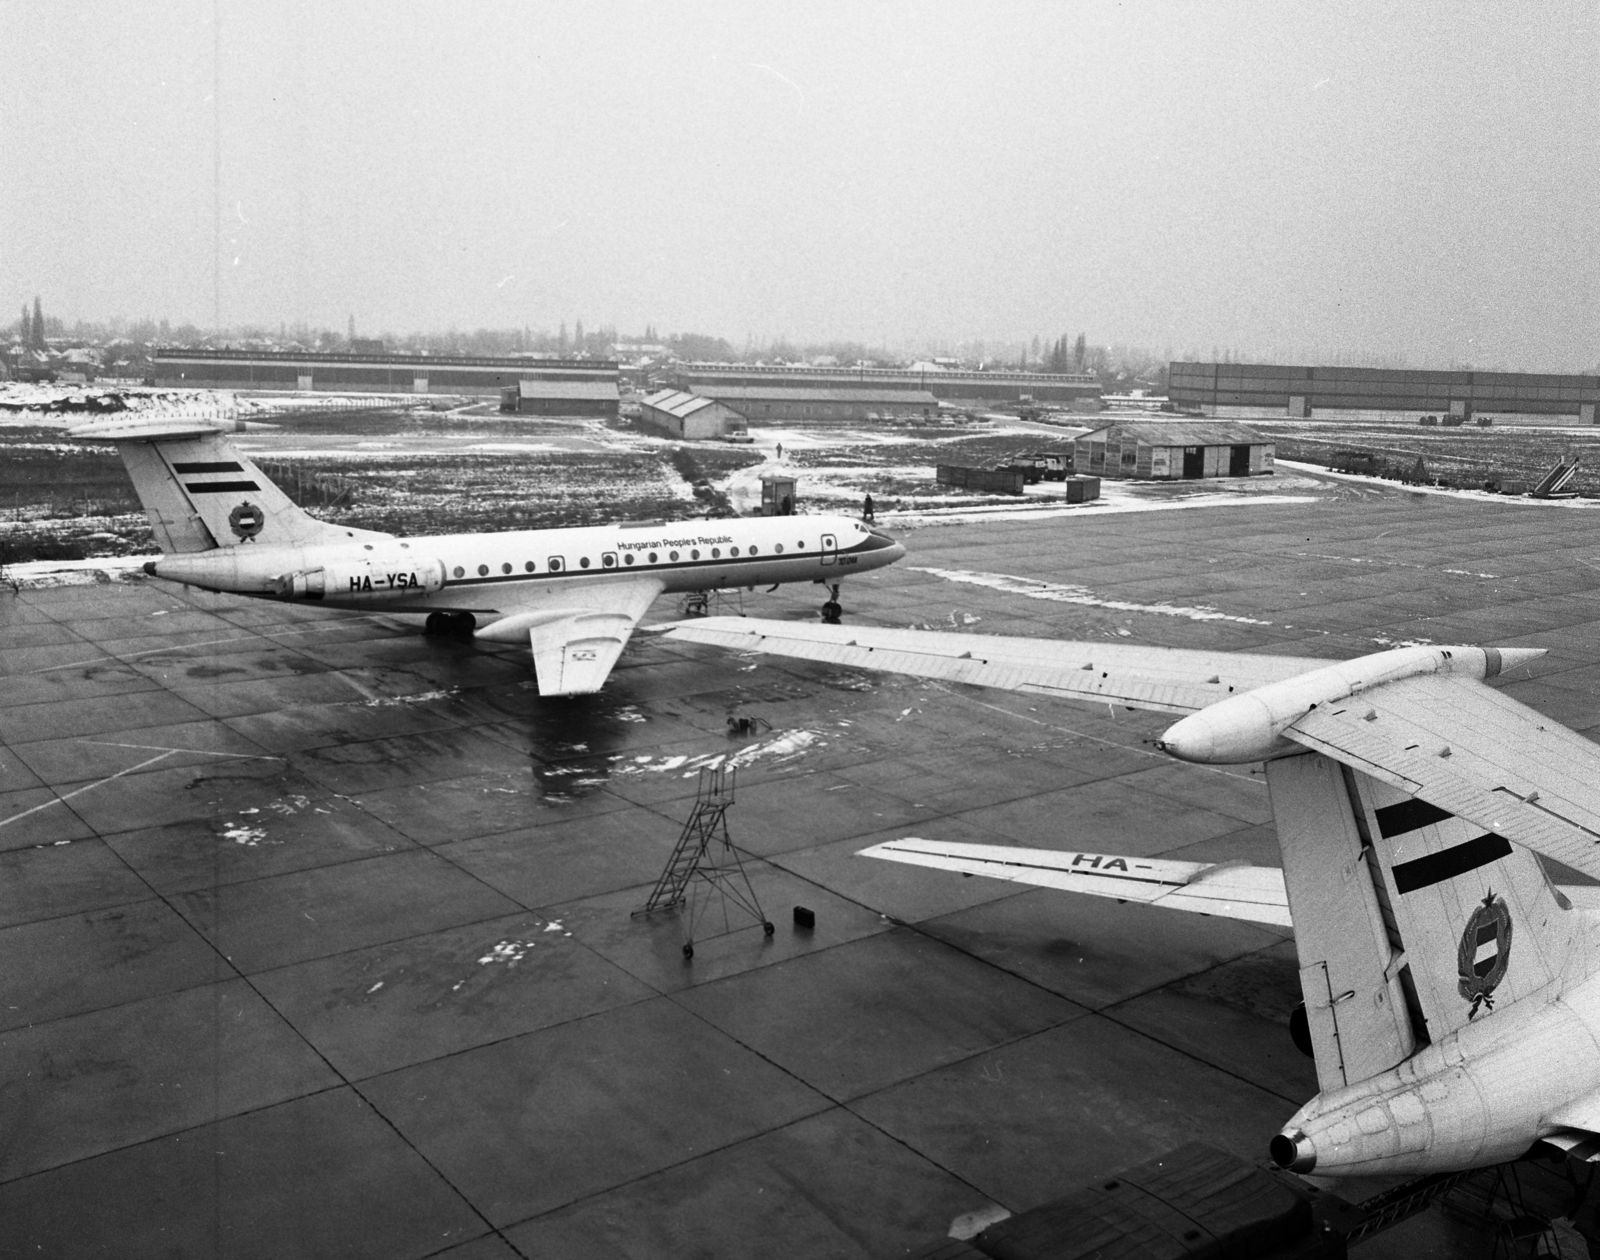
top-left (5, 1), bottom-right (1599, 368)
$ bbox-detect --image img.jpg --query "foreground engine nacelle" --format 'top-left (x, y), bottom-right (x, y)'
top-left (1155, 644), bottom-right (1543, 765)
top-left (273, 556), bottom-right (446, 601)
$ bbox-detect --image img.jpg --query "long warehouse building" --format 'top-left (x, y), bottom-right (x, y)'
top-left (672, 362), bottom-right (1101, 412)
top-left (153, 348), bottom-right (619, 412)
top-left (1171, 361), bottom-right (1600, 423)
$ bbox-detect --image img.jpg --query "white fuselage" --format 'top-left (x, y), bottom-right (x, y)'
top-left (145, 513), bottom-right (904, 616)
top-left (1276, 943), bottom-right (1600, 1177)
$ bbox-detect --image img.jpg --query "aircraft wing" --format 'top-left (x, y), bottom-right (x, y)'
top-left (1284, 673), bottom-right (1600, 883)
top-left (477, 578), bottom-right (664, 696)
top-left (662, 617), bottom-right (1322, 716)
top-left (858, 839), bottom-right (1292, 927)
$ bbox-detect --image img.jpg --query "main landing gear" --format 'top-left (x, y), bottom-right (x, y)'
top-left (424, 611), bottom-right (476, 638)
top-left (820, 583), bottom-right (843, 625)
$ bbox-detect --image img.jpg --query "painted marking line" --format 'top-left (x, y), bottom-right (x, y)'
top-left (26, 615), bottom-right (399, 676)
top-left (0, 746), bottom-right (284, 832)
top-left (81, 740), bottom-right (284, 762)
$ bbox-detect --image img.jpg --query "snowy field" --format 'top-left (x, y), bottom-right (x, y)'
top-left (9, 384), bottom-right (1577, 589)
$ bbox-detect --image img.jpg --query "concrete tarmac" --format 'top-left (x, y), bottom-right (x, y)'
top-left (3, 480), bottom-right (1598, 1258)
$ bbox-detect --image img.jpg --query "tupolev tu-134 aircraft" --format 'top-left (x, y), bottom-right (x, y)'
top-left (663, 615), bottom-right (1600, 1181)
top-left (70, 417), bottom-right (904, 695)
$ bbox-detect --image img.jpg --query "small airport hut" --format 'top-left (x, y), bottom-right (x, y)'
top-left (638, 389), bottom-right (748, 440)
top-left (760, 473), bottom-right (798, 516)
top-left (1074, 421), bottom-right (1274, 480)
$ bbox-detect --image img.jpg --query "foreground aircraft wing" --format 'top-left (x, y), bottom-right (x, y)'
top-left (1285, 673), bottom-right (1600, 882)
top-left (477, 578), bottom-right (665, 696)
top-left (858, 839), bottom-right (1292, 927)
top-left (662, 617), bottom-right (1321, 716)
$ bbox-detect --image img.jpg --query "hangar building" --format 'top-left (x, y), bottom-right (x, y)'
top-left (1170, 361), bottom-right (1600, 423)
top-left (689, 385), bottom-right (939, 425)
top-left (638, 389), bottom-right (748, 439)
top-left (501, 378), bottom-right (620, 418)
top-left (1075, 421), bottom-right (1274, 479)
top-left (671, 362), bottom-right (1101, 413)
top-left (154, 348), bottom-right (618, 407)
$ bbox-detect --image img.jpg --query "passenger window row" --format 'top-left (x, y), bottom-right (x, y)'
top-left (448, 541), bottom-right (809, 581)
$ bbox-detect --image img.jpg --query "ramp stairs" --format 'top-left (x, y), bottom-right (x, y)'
top-left (1533, 456), bottom-right (1580, 499)
top-left (634, 765), bottom-right (774, 959)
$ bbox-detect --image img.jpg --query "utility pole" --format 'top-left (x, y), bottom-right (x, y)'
top-left (213, 0), bottom-right (222, 333)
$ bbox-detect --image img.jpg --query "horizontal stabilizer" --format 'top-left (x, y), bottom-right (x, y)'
top-left (857, 838), bottom-right (1291, 927)
top-left (662, 617), bottom-right (1321, 717)
top-left (1286, 673), bottom-right (1600, 884)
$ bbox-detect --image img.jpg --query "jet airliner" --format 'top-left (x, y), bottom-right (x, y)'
top-left (663, 615), bottom-right (1600, 1181)
top-left (73, 416), bottom-right (904, 695)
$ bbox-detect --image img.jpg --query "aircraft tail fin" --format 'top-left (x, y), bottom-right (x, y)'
top-left (71, 417), bottom-right (388, 554)
top-left (1267, 752), bottom-right (1420, 1092)
top-left (1268, 751), bottom-right (1580, 1091)
top-left (1350, 768), bottom-right (1577, 1042)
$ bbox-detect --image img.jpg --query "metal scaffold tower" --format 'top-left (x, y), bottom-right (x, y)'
top-left (634, 765), bottom-right (773, 959)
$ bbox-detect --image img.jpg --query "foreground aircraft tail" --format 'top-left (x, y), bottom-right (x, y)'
top-left (1271, 750), bottom-right (1581, 1095)
top-left (71, 416), bottom-right (389, 554)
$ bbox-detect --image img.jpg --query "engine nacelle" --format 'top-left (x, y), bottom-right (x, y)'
top-left (274, 557), bottom-right (445, 601)
top-left (1155, 644), bottom-right (1543, 765)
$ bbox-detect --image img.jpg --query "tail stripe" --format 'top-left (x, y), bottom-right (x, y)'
top-left (172, 461), bottom-right (244, 474)
top-left (185, 480), bottom-right (261, 494)
top-left (1376, 798), bottom-right (1454, 837)
top-left (1392, 832), bottom-right (1513, 894)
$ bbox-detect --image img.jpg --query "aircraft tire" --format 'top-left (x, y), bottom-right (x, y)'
top-left (424, 612), bottom-right (446, 636)
top-left (821, 601), bottom-right (842, 624)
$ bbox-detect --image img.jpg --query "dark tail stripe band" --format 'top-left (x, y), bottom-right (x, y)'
top-left (1376, 798), bottom-right (1454, 838)
top-left (173, 461), bottom-right (244, 474)
top-left (1393, 833), bottom-right (1512, 894)
top-left (185, 481), bottom-right (261, 494)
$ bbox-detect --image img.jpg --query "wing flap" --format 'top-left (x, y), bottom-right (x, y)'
top-left (857, 839), bottom-right (1291, 926)
top-left (663, 617), bottom-right (1321, 716)
top-left (480, 578), bottom-right (664, 696)
top-left (1285, 674), bottom-right (1600, 883)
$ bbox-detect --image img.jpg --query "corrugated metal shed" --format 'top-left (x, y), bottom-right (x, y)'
top-left (1075, 421), bottom-right (1274, 480)
top-left (639, 389), bottom-right (745, 439)
top-left (641, 388), bottom-right (720, 419)
top-left (1077, 422), bottom-right (1268, 445)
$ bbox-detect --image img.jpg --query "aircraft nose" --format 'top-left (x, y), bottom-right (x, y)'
top-left (1269, 1129), bottom-right (1317, 1174)
top-left (861, 529), bottom-right (906, 560)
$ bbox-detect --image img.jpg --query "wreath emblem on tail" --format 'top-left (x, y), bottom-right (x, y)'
top-left (229, 502), bottom-right (265, 541)
top-left (1458, 891), bottom-right (1512, 1018)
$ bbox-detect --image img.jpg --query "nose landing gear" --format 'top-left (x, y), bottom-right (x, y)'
top-left (820, 583), bottom-right (843, 625)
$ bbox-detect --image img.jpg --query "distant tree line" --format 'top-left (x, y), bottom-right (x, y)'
top-left (16, 296), bottom-right (47, 349)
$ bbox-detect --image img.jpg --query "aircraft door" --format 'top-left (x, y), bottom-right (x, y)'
top-left (548, 556), bottom-right (565, 573)
top-left (820, 533), bottom-right (837, 565)
top-left (601, 552), bottom-right (618, 570)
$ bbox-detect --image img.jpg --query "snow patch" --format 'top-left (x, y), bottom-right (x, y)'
top-left (364, 688), bottom-right (459, 708)
top-left (478, 940), bottom-right (533, 965)
top-left (911, 567), bottom-right (1271, 625)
